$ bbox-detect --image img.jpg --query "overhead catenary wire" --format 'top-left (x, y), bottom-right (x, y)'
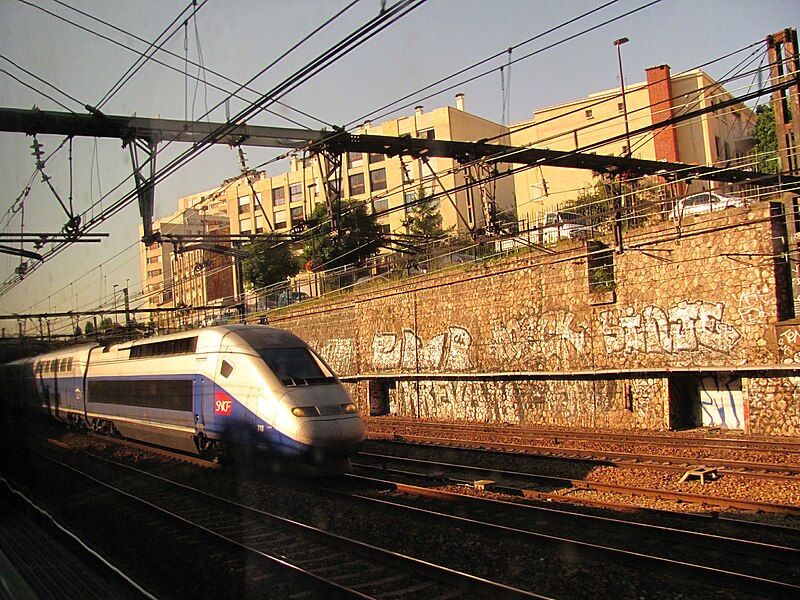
top-left (0, 0), bottom-right (388, 297)
top-left (0, 0), bottom-right (426, 304)
top-left (3, 4), bottom-right (796, 316)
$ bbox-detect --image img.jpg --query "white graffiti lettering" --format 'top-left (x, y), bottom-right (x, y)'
top-left (600, 300), bottom-right (741, 355)
top-left (372, 327), bottom-right (472, 372)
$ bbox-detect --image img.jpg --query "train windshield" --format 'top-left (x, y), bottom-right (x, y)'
top-left (257, 347), bottom-right (334, 386)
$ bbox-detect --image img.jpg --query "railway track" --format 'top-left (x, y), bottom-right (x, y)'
top-left (5, 443), bottom-right (542, 600)
top-left (5, 427), bottom-right (799, 598)
top-left (366, 422), bottom-right (800, 480)
top-left (328, 472), bottom-right (800, 597)
top-left (354, 447), bottom-right (800, 516)
top-left (366, 419), bottom-right (800, 455)
top-left (22, 433), bottom-right (800, 598)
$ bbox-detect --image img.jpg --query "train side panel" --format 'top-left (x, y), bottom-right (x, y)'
top-left (84, 342), bottom-right (199, 453)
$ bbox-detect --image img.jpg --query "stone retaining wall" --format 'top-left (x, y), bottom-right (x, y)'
top-left (268, 203), bottom-right (799, 436)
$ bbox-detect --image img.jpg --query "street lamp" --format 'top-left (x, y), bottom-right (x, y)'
top-left (614, 37), bottom-right (631, 157)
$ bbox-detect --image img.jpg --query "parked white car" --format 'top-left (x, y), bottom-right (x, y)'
top-left (670, 192), bottom-right (747, 220)
top-left (540, 211), bottom-right (595, 243)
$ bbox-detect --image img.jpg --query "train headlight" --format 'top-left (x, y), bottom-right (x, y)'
top-left (341, 403), bottom-right (358, 414)
top-left (291, 406), bottom-right (320, 417)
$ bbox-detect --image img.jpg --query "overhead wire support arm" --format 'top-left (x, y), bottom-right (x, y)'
top-left (126, 135), bottom-right (158, 245)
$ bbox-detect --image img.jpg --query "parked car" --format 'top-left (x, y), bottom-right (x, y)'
top-left (277, 290), bottom-right (309, 307)
top-left (541, 211), bottom-right (595, 243)
top-left (670, 192), bottom-right (747, 220)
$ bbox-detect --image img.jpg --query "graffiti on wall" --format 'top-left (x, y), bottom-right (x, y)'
top-left (490, 311), bottom-right (586, 366)
top-left (778, 327), bottom-right (800, 363)
top-left (372, 326), bottom-right (472, 372)
top-left (700, 375), bottom-right (744, 429)
top-left (600, 300), bottom-right (741, 355)
top-left (318, 338), bottom-right (355, 374)
top-left (736, 291), bottom-right (767, 326)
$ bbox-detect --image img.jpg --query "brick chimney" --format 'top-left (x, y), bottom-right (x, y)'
top-left (646, 65), bottom-right (680, 162)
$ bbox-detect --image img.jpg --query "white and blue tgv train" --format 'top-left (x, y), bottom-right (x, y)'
top-left (1, 325), bottom-right (365, 469)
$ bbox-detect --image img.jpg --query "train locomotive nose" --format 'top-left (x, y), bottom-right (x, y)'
top-left (295, 416), bottom-right (365, 449)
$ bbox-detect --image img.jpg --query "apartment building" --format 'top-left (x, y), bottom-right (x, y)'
top-left (510, 65), bottom-right (755, 226)
top-left (217, 95), bottom-right (515, 241)
top-left (139, 194), bottom-right (230, 321)
top-left (142, 71), bottom-right (755, 315)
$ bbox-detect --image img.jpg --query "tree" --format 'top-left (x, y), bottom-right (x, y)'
top-left (751, 104), bottom-right (779, 173)
top-left (84, 320), bottom-right (95, 335)
top-left (241, 236), bottom-right (300, 289)
top-left (302, 199), bottom-right (383, 270)
top-left (406, 184), bottom-right (444, 240)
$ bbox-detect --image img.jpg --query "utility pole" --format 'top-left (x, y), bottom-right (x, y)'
top-left (767, 28), bottom-right (800, 318)
top-left (123, 286), bottom-right (131, 326)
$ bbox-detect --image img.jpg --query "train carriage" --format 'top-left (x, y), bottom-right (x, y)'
top-left (1, 325), bottom-right (364, 470)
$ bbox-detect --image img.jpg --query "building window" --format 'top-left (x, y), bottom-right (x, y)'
top-left (147, 256), bottom-right (160, 264)
top-left (290, 206), bottom-right (304, 226)
top-left (617, 102), bottom-right (624, 113)
top-left (274, 210), bottom-right (287, 229)
top-left (369, 153), bottom-right (384, 164)
top-left (370, 168), bottom-right (387, 192)
top-left (418, 128), bottom-right (434, 140)
top-left (238, 195), bottom-right (251, 214)
top-left (347, 152), bottom-right (363, 168)
top-left (373, 197), bottom-right (389, 212)
top-left (289, 183), bottom-right (302, 204)
top-left (147, 269), bottom-right (162, 278)
top-left (255, 215), bottom-right (265, 233)
top-left (240, 217), bottom-right (251, 234)
top-left (349, 172), bottom-right (365, 195)
top-left (585, 109), bottom-right (594, 120)
top-left (588, 241), bottom-right (615, 293)
top-left (272, 187), bottom-right (285, 206)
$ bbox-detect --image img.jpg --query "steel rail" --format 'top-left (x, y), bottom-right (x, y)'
top-left (56, 447), bottom-right (546, 600)
top-left (365, 419), bottom-right (800, 453)
top-left (341, 473), bottom-right (800, 568)
top-left (354, 452), bottom-right (800, 516)
top-left (367, 432), bottom-right (800, 480)
top-left (289, 472), bottom-right (800, 597)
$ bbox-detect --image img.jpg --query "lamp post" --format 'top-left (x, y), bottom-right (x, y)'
top-left (614, 37), bottom-right (631, 157)
top-left (613, 37), bottom-right (630, 254)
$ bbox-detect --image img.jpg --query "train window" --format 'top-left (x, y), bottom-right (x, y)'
top-left (130, 336), bottom-right (198, 359)
top-left (220, 360), bottom-right (233, 378)
top-left (257, 348), bottom-right (334, 386)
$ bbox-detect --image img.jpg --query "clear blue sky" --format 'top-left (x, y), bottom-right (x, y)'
top-left (0, 0), bottom-right (797, 329)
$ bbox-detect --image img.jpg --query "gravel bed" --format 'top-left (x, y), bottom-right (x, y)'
top-left (361, 430), bottom-right (800, 529)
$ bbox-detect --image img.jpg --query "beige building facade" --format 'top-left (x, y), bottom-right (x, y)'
top-left (214, 95), bottom-right (515, 242)
top-left (139, 200), bottom-right (230, 322)
top-left (510, 66), bottom-right (756, 227)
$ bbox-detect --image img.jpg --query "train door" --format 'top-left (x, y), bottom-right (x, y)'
top-left (194, 357), bottom-right (209, 432)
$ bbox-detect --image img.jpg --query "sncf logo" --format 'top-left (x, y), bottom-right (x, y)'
top-left (214, 391), bottom-right (233, 415)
